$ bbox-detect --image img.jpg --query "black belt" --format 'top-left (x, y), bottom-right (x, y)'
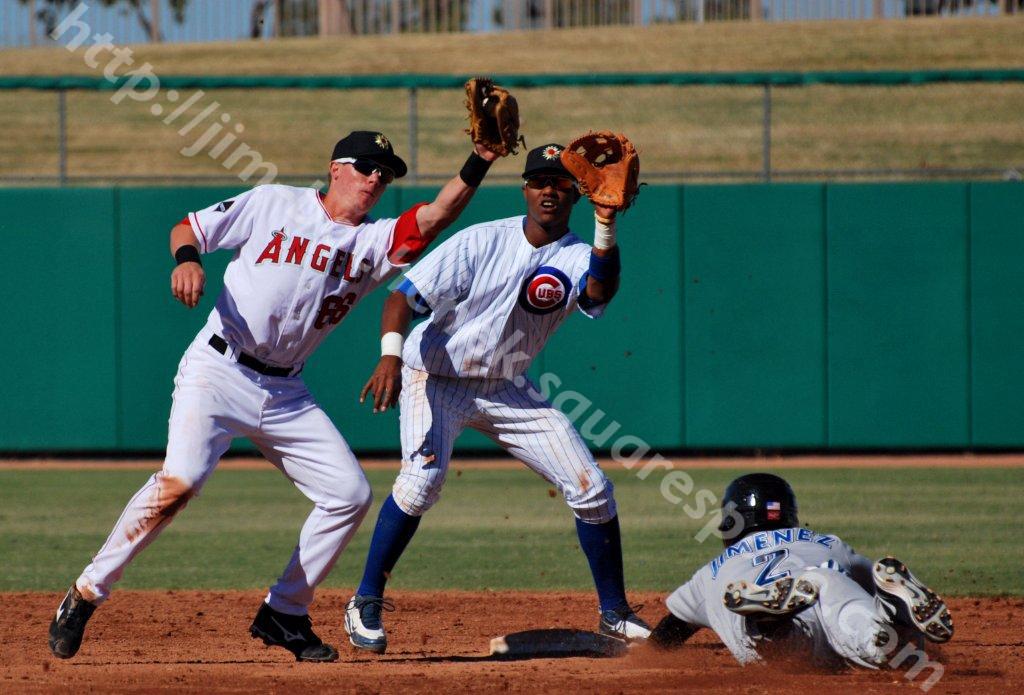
top-left (208, 335), bottom-right (297, 377)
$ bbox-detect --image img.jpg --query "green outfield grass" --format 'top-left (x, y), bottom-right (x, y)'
top-left (1, 17), bottom-right (1023, 181)
top-left (1, 466), bottom-right (1019, 596)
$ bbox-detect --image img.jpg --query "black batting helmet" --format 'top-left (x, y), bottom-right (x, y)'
top-left (717, 473), bottom-right (799, 546)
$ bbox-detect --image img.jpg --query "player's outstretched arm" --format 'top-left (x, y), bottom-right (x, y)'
top-left (169, 223), bottom-right (206, 309)
top-left (584, 204), bottom-right (621, 306)
top-left (408, 76), bottom-right (520, 250)
top-left (360, 290), bottom-right (415, 413)
top-left (648, 613), bottom-right (700, 650)
top-left (413, 143), bottom-right (500, 243)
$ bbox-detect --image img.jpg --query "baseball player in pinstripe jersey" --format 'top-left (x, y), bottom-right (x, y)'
top-left (345, 143), bottom-right (650, 654)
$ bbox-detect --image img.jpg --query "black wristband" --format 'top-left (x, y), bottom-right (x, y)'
top-left (175, 245), bottom-right (201, 266)
top-left (459, 152), bottom-right (492, 188)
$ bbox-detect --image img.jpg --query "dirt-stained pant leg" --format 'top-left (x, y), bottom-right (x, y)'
top-left (470, 377), bottom-right (617, 524)
top-left (253, 390), bottom-right (371, 615)
top-left (76, 339), bottom-right (255, 604)
top-left (793, 567), bottom-right (887, 669)
top-left (391, 367), bottom-right (475, 516)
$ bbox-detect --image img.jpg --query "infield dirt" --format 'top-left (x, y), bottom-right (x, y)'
top-left (4, 590), bottom-right (1020, 693)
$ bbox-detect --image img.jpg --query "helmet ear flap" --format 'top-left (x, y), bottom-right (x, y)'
top-left (718, 512), bottom-right (737, 535)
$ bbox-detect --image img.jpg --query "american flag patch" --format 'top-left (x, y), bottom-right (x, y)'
top-left (766, 501), bottom-right (781, 511)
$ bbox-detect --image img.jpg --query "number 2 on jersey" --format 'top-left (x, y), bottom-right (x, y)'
top-left (752, 549), bottom-right (790, 586)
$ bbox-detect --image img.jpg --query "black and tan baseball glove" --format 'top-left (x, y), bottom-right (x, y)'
top-left (560, 131), bottom-right (641, 211)
top-left (464, 77), bottom-right (523, 157)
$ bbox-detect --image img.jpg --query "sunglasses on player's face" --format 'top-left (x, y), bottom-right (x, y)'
top-left (524, 176), bottom-right (575, 192)
top-left (335, 158), bottom-right (396, 185)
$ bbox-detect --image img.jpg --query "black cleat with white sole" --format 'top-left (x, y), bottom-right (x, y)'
top-left (873, 557), bottom-right (954, 644)
top-left (250, 602), bottom-right (338, 662)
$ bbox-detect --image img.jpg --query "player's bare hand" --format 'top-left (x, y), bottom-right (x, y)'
top-left (473, 142), bottom-right (501, 162)
top-left (171, 262), bottom-right (205, 308)
top-left (360, 355), bottom-right (403, 413)
top-left (594, 204), bottom-right (617, 221)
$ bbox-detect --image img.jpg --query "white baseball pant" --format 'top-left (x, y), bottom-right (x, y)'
top-left (391, 366), bottom-right (616, 523)
top-left (76, 330), bottom-right (372, 615)
top-left (791, 567), bottom-right (888, 668)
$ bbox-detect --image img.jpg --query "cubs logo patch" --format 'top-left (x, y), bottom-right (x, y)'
top-left (518, 266), bottom-right (571, 315)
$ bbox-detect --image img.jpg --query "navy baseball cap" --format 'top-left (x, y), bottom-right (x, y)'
top-left (522, 143), bottom-right (574, 180)
top-left (331, 131), bottom-right (408, 179)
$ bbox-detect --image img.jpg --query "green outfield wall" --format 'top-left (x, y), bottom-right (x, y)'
top-left (1, 182), bottom-right (1021, 453)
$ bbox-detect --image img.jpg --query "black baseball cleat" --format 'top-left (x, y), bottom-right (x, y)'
top-left (873, 557), bottom-right (954, 644)
top-left (249, 602), bottom-right (339, 662)
top-left (48, 585), bottom-right (97, 659)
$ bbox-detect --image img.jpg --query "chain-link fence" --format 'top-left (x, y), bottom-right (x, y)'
top-left (2, 0), bottom-right (1019, 48)
top-left (1, 72), bottom-right (1021, 186)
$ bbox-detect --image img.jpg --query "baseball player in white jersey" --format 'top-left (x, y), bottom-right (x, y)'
top-left (342, 143), bottom-right (650, 654)
top-left (650, 473), bottom-right (954, 669)
top-left (48, 129), bottom-right (507, 662)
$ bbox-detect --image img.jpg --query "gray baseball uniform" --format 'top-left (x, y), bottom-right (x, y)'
top-left (666, 527), bottom-right (886, 667)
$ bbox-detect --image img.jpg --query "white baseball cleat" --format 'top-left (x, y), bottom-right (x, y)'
top-left (723, 575), bottom-right (819, 616)
top-left (598, 604), bottom-right (652, 641)
top-left (872, 557), bottom-right (953, 644)
top-left (344, 595), bottom-right (393, 654)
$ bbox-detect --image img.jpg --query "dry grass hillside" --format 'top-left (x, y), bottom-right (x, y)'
top-left (1, 17), bottom-right (1022, 182)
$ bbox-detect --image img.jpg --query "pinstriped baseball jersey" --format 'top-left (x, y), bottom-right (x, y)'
top-left (400, 215), bottom-right (605, 379)
top-left (188, 184), bottom-right (418, 367)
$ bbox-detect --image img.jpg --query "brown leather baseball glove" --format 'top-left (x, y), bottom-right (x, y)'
top-left (560, 131), bottom-right (640, 211)
top-left (464, 77), bottom-right (523, 157)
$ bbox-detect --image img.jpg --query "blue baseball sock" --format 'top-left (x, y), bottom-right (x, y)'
top-left (575, 515), bottom-right (628, 612)
top-left (356, 494), bottom-right (422, 598)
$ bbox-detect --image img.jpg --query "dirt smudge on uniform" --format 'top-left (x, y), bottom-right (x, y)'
top-left (77, 583), bottom-right (100, 603)
top-left (125, 472), bottom-right (194, 544)
top-left (578, 471), bottom-right (591, 493)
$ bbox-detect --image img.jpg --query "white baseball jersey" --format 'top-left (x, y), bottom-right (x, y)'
top-left (189, 184), bottom-right (422, 367)
top-left (666, 527), bottom-right (882, 666)
top-left (76, 184), bottom-right (427, 615)
top-left (400, 215), bottom-right (605, 379)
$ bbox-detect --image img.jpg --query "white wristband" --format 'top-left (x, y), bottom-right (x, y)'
top-left (594, 212), bottom-right (617, 250)
top-left (381, 331), bottom-right (404, 358)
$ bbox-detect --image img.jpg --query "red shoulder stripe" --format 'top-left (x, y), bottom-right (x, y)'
top-left (188, 212), bottom-right (209, 253)
top-left (389, 202), bottom-right (430, 264)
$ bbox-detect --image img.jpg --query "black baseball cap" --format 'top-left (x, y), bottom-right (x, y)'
top-left (522, 143), bottom-right (575, 180)
top-left (331, 131), bottom-right (408, 179)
